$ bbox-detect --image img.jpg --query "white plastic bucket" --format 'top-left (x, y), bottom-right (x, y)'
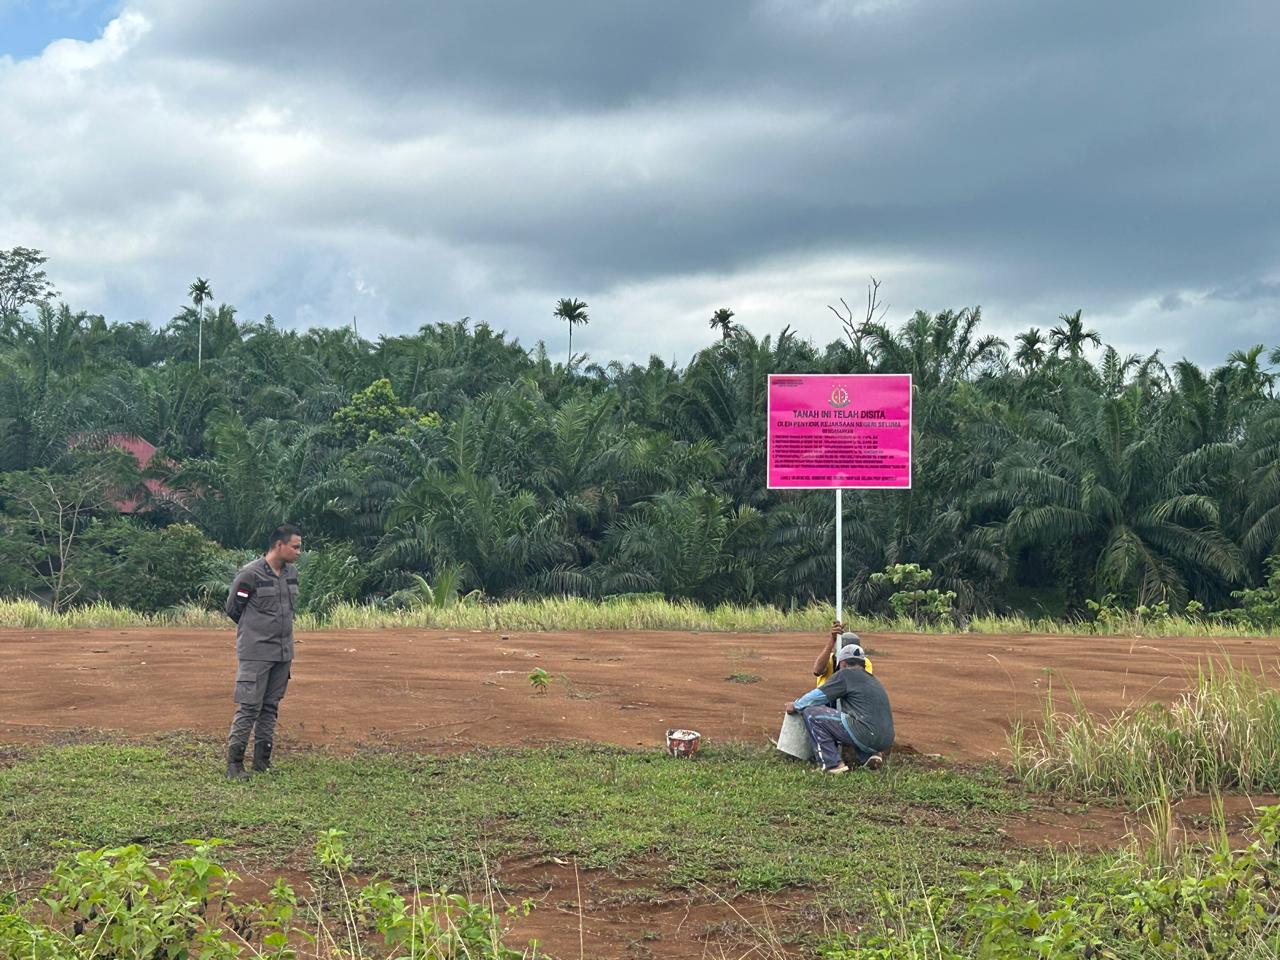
top-left (776, 712), bottom-right (813, 761)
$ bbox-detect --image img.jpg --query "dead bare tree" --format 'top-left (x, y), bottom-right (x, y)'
top-left (828, 277), bottom-right (889, 366)
top-left (0, 453), bottom-right (136, 610)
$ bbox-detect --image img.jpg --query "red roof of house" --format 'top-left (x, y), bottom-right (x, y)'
top-left (68, 434), bottom-right (180, 514)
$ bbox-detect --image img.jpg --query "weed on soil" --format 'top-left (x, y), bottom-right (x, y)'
top-left (0, 739), bottom-right (1017, 898)
top-left (5, 738), bottom-right (1280, 957)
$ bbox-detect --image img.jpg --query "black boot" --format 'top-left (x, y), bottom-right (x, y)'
top-left (226, 743), bottom-right (250, 781)
top-left (251, 740), bottom-right (273, 774)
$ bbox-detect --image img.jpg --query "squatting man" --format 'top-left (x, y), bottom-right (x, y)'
top-left (223, 523), bottom-right (302, 780)
top-left (785, 622), bottom-right (894, 773)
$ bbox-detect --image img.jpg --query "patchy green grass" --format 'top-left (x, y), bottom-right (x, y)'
top-left (11, 736), bottom-right (1280, 958)
top-left (0, 739), bottom-right (1017, 899)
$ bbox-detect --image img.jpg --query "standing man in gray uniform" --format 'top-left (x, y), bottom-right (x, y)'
top-left (224, 523), bottom-right (302, 780)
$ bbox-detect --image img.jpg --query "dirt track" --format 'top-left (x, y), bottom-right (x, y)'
top-left (3, 627), bottom-right (1277, 759)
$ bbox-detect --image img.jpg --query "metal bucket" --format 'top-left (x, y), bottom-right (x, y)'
top-left (776, 712), bottom-right (813, 761)
top-left (666, 728), bottom-right (702, 757)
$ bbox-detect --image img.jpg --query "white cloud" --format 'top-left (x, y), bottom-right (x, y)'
top-left (559, 251), bottom-right (960, 366)
top-left (29, 10), bottom-right (148, 72)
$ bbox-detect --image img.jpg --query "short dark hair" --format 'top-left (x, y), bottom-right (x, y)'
top-left (268, 523), bottom-right (302, 549)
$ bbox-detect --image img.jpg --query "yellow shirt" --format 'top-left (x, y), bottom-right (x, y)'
top-left (815, 653), bottom-right (873, 687)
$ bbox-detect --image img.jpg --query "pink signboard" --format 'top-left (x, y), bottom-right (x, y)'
top-left (767, 374), bottom-right (912, 489)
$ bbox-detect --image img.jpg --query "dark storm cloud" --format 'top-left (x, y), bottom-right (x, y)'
top-left (139, 0), bottom-right (1279, 293)
top-left (135, 0), bottom-right (751, 109)
top-left (6, 0), bottom-right (1278, 364)
top-left (1210, 279), bottom-right (1280, 303)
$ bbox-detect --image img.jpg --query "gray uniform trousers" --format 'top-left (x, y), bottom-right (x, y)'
top-left (228, 659), bottom-right (291, 751)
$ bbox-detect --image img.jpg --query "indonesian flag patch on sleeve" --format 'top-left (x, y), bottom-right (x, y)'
top-left (235, 583), bottom-right (252, 600)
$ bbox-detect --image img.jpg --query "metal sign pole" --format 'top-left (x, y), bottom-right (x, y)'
top-left (835, 488), bottom-right (843, 623)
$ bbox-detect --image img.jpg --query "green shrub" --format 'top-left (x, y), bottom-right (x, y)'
top-left (868, 563), bottom-right (957, 626)
top-left (0, 832), bottom-right (535, 959)
top-left (1086, 594), bottom-right (1206, 634)
top-left (1226, 555), bottom-right (1280, 629)
top-left (3, 838), bottom-right (273, 959)
top-left (382, 564), bottom-right (479, 610)
top-left (80, 520), bottom-right (230, 614)
top-left (332, 378), bottom-right (440, 442)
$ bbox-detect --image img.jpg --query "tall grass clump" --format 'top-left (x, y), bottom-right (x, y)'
top-left (822, 805), bottom-right (1280, 959)
top-left (0, 599), bottom-right (146, 629)
top-left (321, 595), bottom-right (838, 632)
top-left (968, 610), bottom-right (1265, 637)
top-left (1010, 663), bottom-right (1280, 800)
top-left (160, 602), bottom-right (233, 627)
top-left (3, 595), bottom-right (1278, 636)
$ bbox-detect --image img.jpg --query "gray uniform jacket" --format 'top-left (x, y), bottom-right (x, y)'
top-left (225, 557), bottom-right (298, 662)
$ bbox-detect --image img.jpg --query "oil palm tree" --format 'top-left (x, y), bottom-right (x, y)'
top-left (599, 485), bottom-right (764, 604)
top-left (162, 413), bottom-right (304, 548)
top-left (553, 297), bottom-right (589, 363)
top-left (383, 468), bottom-right (579, 597)
top-left (1220, 402), bottom-right (1280, 569)
top-left (1095, 345), bottom-right (1146, 397)
top-left (672, 327), bottom-right (816, 507)
top-left (863, 307), bottom-right (1006, 389)
top-left (989, 385), bottom-right (1243, 609)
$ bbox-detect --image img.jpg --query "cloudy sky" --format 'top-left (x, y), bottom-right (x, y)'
top-left (1, 0), bottom-right (1277, 366)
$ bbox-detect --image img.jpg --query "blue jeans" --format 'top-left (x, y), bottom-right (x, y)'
top-left (800, 706), bottom-right (875, 768)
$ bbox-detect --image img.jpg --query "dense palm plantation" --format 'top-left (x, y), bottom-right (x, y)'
top-left (1, 252), bottom-right (1277, 619)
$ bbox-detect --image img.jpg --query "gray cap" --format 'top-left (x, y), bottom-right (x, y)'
top-left (836, 642), bottom-right (866, 664)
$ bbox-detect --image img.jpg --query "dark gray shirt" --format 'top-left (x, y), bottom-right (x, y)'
top-left (811, 667), bottom-right (895, 752)
top-left (225, 557), bottom-right (298, 662)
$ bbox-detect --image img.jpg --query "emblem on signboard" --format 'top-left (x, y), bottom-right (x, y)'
top-left (828, 384), bottom-right (850, 408)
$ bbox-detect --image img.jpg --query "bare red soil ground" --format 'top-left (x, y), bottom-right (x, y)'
top-left (3, 627), bottom-right (1279, 957)
top-left (2, 627), bottom-right (1276, 758)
